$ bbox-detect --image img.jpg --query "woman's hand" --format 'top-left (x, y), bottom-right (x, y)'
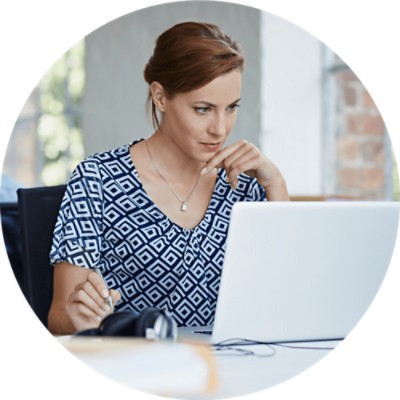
top-left (48, 263), bottom-right (122, 335)
top-left (65, 270), bottom-right (121, 332)
top-left (201, 139), bottom-right (290, 200)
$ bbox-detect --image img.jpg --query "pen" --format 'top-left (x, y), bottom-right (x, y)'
top-left (93, 268), bottom-right (113, 309)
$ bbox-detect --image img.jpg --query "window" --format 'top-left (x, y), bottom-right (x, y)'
top-left (3, 40), bottom-right (85, 187)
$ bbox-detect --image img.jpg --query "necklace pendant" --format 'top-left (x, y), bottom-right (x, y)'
top-left (181, 201), bottom-right (188, 212)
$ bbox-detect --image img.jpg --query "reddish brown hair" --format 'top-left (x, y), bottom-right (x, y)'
top-left (144, 22), bottom-right (245, 129)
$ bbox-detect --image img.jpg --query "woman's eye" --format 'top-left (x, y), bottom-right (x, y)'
top-left (227, 103), bottom-right (240, 112)
top-left (195, 107), bottom-right (210, 114)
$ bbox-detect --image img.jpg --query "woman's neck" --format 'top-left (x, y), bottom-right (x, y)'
top-left (146, 131), bottom-right (205, 183)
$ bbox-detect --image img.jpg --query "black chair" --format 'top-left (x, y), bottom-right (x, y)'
top-left (0, 202), bottom-right (25, 296)
top-left (17, 185), bottom-right (67, 327)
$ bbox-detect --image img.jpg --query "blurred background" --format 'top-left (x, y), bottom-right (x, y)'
top-left (1, 1), bottom-right (399, 201)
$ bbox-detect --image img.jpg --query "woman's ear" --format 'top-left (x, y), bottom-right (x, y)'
top-left (150, 82), bottom-right (167, 112)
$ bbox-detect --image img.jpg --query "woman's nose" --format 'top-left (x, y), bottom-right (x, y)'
top-left (209, 113), bottom-right (227, 137)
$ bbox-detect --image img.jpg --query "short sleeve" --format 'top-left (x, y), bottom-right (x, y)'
top-left (50, 159), bottom-right (104, 269)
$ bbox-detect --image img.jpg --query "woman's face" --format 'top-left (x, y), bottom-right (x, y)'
top-left (159, 69), bottom-right (242, 162)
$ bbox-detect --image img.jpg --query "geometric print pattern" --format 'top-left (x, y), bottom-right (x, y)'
top-left (50, 140), bottom-right (266, 327)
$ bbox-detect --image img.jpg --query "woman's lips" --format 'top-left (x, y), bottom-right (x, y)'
top-left (201, 142), bottom-right (221, 152)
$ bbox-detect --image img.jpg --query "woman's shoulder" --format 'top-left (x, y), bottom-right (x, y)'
top-left (68, 142), bottom-right (134, 182)
top-left (86, 143), bottom-right (131, 163)
top-left (78, 139), bottom-right (143, 166)
top-left (69, 140), bottom-right (148, 190)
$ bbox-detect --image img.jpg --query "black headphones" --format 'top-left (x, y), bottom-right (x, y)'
top-left (74, 307), bottom-right (178, 340)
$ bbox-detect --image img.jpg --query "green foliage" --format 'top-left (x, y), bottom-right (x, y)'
top-left (38, 40), bottom-right (85, 185)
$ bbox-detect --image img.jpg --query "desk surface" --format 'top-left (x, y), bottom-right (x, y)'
top-left (208, 341), bottom-right (338, 399)
top-left (58, 335), bottom-right (339, 399)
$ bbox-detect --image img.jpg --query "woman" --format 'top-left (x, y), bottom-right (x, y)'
top-left (48, 22), bottom-right (289, 335)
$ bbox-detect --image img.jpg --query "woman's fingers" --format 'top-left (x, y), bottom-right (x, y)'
top-left (87, 270), bottom-right (111, 300)
top-left (66, 299), bottom-right (104, 323)
top-left (202, 139), bottom-right (249, 174)
top-left (202, 140), bottom-right (266, 189)
top-left (68, 271), bottom-right (117, 322)
top-left (62, 267), bottom-right (123, 332)
top-left (87, 271), bottom-right (122, 313)
top-left (110, 289), bottom-right (122, 306)
top-left (227, 154), bottom-right (260, 189)
top-left (69, 281), bottom-right (108, 317)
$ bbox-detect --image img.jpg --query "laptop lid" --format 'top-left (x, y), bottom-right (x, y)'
top-left (211, 201), bottom-right (399, 344)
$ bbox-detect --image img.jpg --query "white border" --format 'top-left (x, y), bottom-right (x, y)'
top-left (1, 1), bottom-right (399, 399)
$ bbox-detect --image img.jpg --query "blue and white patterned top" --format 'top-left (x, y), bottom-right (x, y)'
top-left (50, 141), bottom-right (266, 326)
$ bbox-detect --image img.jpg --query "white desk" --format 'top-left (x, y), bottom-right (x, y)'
top-left (58, 335), bottom-right (339, 399)
top-left (205, 341), bottom-right (338, 399)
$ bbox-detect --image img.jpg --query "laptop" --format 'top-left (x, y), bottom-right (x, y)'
top-left (178, 201), bottom-right (400, 344)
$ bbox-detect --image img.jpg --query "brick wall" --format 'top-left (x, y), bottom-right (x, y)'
top-left (334, 61), bottom-right (388, 199)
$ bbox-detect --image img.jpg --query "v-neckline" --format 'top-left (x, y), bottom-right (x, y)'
top-left (125, 140), bottom-right (223, 232)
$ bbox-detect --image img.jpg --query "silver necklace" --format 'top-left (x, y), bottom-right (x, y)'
top-left (145, 140), bottom-right (201, 212)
